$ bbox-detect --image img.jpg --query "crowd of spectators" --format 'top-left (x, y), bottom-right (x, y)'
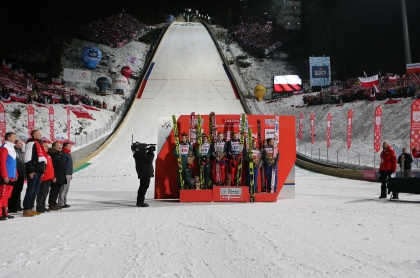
top-left (230, 17), bottom-right (284, 56)
top-left (0, 72), bottom-right (113, 110)
top-left (302, 73), bottom-right (420, 106)
top-left (81, 11), bottom-right (148, 48)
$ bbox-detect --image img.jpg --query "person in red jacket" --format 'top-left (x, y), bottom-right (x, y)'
top-left (0, 132), bottom-right (17, 221)
top-left (36, 142), bottom-right (55, 213)
top-left (379, 141), bottom-right (397, 199)
top-left (411, 147), bottom-right (420, 159)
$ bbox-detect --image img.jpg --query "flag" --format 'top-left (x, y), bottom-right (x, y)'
top-left (406, 63), bottom-right (420, 74)
top-left (389, 76), bottom-right (397, 83)
top-left (358, 75), bottom-right (379, 88)
top-left (273, 75), bottom-right (302, 93)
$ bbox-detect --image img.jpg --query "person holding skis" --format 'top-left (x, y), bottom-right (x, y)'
top-left (245, 139), bottom-right (261, 193)
top-left (211, 133), bottom-right (227, 186)
top-left (262, 138), bottom-right (279, 193)
top-left (195, 134), bottom-right (212, 188)
top-left (379, 141), bottom-right (397, 199)
top-left (172, 134), bottom-right (193, 189)
top-left (226, 132), bottom-right (241, 186)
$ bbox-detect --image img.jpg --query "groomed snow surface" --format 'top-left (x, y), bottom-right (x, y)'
top-left (1, 22), bottom-right (420, 277)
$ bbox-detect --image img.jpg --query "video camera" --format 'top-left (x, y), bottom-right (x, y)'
top-left (131, 136), bottom-right (156, 153)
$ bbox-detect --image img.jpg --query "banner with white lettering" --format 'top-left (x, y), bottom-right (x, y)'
top-left (310, 112), bottom-right (315, 144)
top-left (309, 57), bottom-right (331, 86)
top-left (347, 109), bottom-right (353, 149)
top-left (410, 99), bottom-right (420, 151)
top-left (49, 106), bottom-right (54, 142)
top-left (327, 113), bottom-right (331, 148)
top-left (27, 105), bottom-right (35, 137)
top-left (299, 112), bottom-right (303, 141)
top-left (358, 75), bottom-right (378, 88)
top-left (67, 107), bottom-right (71, 140)
top-left (374, 106), bottom-right (382, 152)
top-left (406, 63), bottom-right (420, 74)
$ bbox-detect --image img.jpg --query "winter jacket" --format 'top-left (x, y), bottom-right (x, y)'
top-left (226, 139), bottom-right (242, 159)
top-left (48, 149), bottom-right (66, 186)
top-left (0, 141), bottom-right (17, 182)
top-left (15, 148), bottom-right (25, 177)
top-left (41, 154), bottom-right (54, 182)
top-left (134, 149), bottom-right (155, 179)
top-left (398, 153), bottom-right (413, 169)
top-left (62, 150), bottom-right (73, 175)
top-left (24, 139), bottom-right (46, 175)
top-left (412, 148), bottom-right (420, 159)
top-left (379, 146), bottom-right (397, 172)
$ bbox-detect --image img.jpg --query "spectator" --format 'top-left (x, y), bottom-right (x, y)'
top-left (378, 141), bottom-right (397, 199)
top-left (22, 130), bottom-right (46, 217)
top-left (8, 139), bottom-right (25, 213)
top-left (398, 148), bottom-right (413, 178)
top-left (58, 142), bottom-right (73, 208)
top-left (0, 132), bottom-right (17, 221)
top-left (36, 142), bottom-right (55, 213)
top-left (48, 142), bottom-right (66, 211)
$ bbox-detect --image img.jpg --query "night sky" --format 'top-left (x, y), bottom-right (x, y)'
top-left (0, 0), bottom-right (419, 79)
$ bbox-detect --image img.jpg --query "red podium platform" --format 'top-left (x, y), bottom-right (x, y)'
top-left (179, 186), bottom-right (277, 202)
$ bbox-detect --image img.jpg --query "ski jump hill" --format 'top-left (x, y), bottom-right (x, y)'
top-left (74, 22), bottom-right (296, 201)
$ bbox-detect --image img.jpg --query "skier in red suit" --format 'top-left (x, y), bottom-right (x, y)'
top-left (0, 132), bottom-right (18, 221)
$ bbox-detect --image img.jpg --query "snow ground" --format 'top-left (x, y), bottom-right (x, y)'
top-left (1, 22), bottom-right (420, 278)
top-left (2, 167), bottom-right (420, 277)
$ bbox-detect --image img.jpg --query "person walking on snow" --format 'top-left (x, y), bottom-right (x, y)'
top-left (59, 142), bottom-right (73, 208)
top-left (0, 132), bottom-right (17, 221)
top-left (379, 141), bottom-right (397, 199)
top-left (23, 130), bottom-right (46, 217)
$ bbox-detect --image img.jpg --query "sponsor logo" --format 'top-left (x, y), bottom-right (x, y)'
top-left (265, 119), bottom-right (276, 126)
top-left (220, 188), bottom-right (242, 200)
top-left (375, 116), bottom-right (381, 125)
top-left (223, 118), bottom-right (240, 124)
top-left (36, 73), bottom-right (48, 78)
top-left (413, 111), bottom-right (420, 123)
top-left (363, 170), bottom-right (377, 181)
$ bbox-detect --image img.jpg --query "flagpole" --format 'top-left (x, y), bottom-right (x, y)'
top-left (401, 0), bottom-right (412, 64)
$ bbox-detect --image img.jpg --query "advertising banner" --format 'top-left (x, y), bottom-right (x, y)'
top-left (310, 112), bottom-right (315, 144)
top-left (347, 109), bottom-right (353, 149)
top-left (309, 57), bottom-right (331, 86)
top-left (67, 106), bottom-right (71, 140)
top-left (27, 105), bottom-right (35, 137)
top-left (63, 68), bottom-right (91, 83)
top-left (299, 112), bottom-right (303, 141)
top-left (410, 100), bottom-right (420, 151)
top-left (327, 113), bottom-right (331, 148)
top-left (374, 106), bottom-right (382, 152)
top-left (49, 106), bottom-right (54, 142)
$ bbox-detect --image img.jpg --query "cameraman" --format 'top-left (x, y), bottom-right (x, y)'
top-left (133, 143), bottom-right (155, 207)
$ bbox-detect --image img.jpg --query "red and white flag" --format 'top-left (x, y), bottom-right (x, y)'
top-left (49, 106), bottom-right (54, 142)
top-left (389, 76), bottom-right (397, 83)
top-left (27, 105), bottom-right (35, 137)
top-left (410, 99), bottom-right (420, 151)
top-left (0, 103), bottom-right (6, 144)
top-left (347, 109), bottom-right (353, 149)
top-left (310, 112), bottom-right (315, 144)
top-left (51, 78), bottom-right (62, 85)
top-left (67, 106), bottom-right (71, 141)
top-left (2, 60), bottom-right (12, 72)
top-left (406, 63), bottom-right (420, 74)
top-left (358, 75), bottom-right (379, 88)
top-left (273, 75), bottom-right (302, 93)
top-left (374, 106), bottom-right (382, 152)
top-left (299, 112), bottom-right (303, 141)
top-left (327, 113), bottom-right (331, 148)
